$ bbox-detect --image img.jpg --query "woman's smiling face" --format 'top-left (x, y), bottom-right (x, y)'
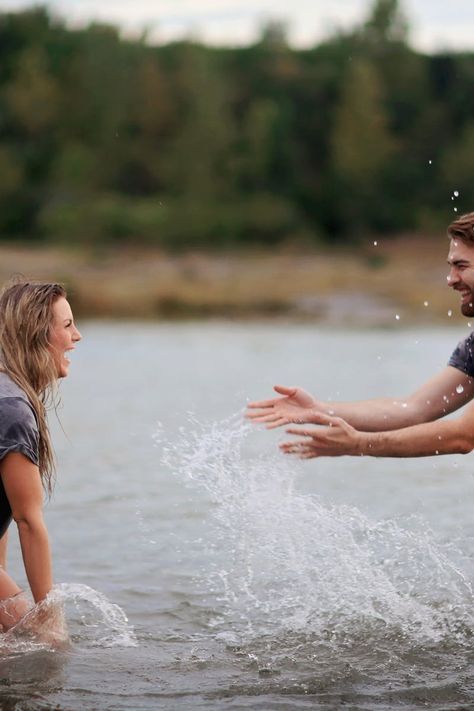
top-left (48, 297), bottom-right (82, 378)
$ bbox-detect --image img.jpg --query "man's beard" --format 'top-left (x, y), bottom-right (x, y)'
top-left (461, 299), bottom-right (474, 317)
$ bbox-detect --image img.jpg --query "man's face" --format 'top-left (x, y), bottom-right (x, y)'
top-left (447, 238), bottom-right (474, 317)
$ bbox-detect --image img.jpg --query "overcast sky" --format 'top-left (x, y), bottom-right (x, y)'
top-left (2, 0), bottom-right (473, 53)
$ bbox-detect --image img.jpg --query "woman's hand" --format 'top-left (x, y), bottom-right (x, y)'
top-left (279, 412), bottom-right (364, 458)
top-left (10, 596), bottom-right (70, 649)
top-left (246, 385), bottom-right (321, 429)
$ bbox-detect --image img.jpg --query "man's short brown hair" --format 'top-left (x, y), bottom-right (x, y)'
top-left (447, 212), bottom-right (474, 243)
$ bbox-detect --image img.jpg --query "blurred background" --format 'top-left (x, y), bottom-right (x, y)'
top-left (0, 0), bottom-right (472, 323)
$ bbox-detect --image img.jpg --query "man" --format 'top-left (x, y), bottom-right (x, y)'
top-left (246, 212), bottom-right (474, 458)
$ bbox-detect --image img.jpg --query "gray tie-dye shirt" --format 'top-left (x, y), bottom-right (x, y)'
top-left (0, 371), bottom-right (39, 537)
top-left (448, 332), bottom-right (474, 377)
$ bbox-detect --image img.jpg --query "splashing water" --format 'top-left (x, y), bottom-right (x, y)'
top-left (0, 584), bottom-right (136, 655)
top-left (159, 414), bottom-right (474, 648)
top-left (54, 584), bottom-right (137, 648)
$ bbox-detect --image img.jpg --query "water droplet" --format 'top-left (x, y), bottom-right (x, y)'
top-left (428, 160), bottom-right (432, 164)
top-left (448, 310), bottom-right (452, 317)
top-left (401, 402), bottom-right (408, 408)
top-left (456, 384), bottom-right (464, 394)
top-left (454, 190), bottom-right (459, 197)
top-left (454, 207), bottom-right (458, 212)
top-left (373, 240), bottom-right (378, 246)
top-left (423, 301), bottom-right (429, 307)
top-left (395, 314), bottom-right (400, 320)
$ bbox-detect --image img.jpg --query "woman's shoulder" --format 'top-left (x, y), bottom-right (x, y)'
top-left (0, 373), bottom-right (39, 465)
top-left (0, 372), bottom-right (37, 430)
top-left (0, 371), bottom-right (26, 397)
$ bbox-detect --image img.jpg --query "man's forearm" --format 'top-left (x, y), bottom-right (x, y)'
top-left (319, 397), bottom-right (426, 432)
top-left (359, 418), bottom-right (474, 458)
top-left (319, 368), bottom-right (474, 432)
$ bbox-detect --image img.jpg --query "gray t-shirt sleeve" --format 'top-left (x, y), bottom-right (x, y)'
top-left (0, 397), bottom-right (39, 466)
top-left (448, 332), bottom-right (474, 378)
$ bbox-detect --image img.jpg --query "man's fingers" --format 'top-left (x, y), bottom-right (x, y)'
top-left (246, 412), bottom-right (279, 423)
top-left (280, 440), bottom-right (310, 451)
top-left (265, 417), bottom-right (290, 429)
top-left (244, 409), bottom-right (274, 420)
top-left (285, 413), bottom-right (336, 436)
top-left (247, 398), bottom-right (281, 409)
top-left (285, 427), bottom-right (319, 437)
top-left (280, 443), bottom-right (318, 456)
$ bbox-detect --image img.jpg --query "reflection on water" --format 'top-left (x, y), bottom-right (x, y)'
top-left (0, 650), bottom-right (66, 706)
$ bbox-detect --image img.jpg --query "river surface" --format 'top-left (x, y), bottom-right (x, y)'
top-left (4, 321), bottom-right (474, 710)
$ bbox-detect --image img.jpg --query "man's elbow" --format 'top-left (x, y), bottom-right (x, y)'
top-left (455, 436), bottom-right (474, 455)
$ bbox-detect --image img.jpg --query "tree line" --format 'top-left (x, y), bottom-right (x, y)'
top-left (0, 0), bottom-right (473, 248)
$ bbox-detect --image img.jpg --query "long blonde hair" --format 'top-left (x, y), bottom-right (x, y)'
top-left (0, 280), bottom-right (67, 494)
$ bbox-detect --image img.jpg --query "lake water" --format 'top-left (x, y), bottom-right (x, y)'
top-left (3, 321), bottom-right (474, 710)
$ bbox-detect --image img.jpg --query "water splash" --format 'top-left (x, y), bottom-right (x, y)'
top-left (159, 414), bottom-right (474, 646)
top-left (54, 584), bottom-right (137, 648)
top-left (0, 583), bottom-right (136, 655)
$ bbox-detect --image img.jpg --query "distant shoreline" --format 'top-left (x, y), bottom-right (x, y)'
top-left (0, 237), bottom-right (460, 326)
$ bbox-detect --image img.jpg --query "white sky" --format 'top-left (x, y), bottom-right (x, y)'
top-left (1, 0), bottom-right (473, 53)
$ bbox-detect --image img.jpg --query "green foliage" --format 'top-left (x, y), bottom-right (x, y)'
top-left (38, 193), bottom-right (307, 248)
top-left (362, 0), bottom-right (409, 45)
top-left (0, 2), bottom-right (473, 245)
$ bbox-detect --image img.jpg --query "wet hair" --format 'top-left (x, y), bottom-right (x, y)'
top-left (447, 212), bottom-right (474, 243)
top-left (0, 279), bottom-right (67, 494)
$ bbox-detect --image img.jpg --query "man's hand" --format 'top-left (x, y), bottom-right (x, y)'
top-left (279, 412), bottom-right (364, 458)
top-left (246, 385), bottom-right (320, 429)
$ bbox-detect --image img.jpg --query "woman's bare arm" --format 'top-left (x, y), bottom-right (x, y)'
top-left (0, 453), bottom-right (52, 603)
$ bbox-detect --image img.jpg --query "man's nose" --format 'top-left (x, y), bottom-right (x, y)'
top-left (447, 268), bottom-right (458, 286)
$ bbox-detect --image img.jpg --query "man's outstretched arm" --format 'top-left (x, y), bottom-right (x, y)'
top-left (280, 399), bottom-right (474, 459)
top-left (246, 367), bottom-right (474, 432)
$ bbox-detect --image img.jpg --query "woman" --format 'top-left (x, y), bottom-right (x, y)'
top-left (0, 280), bottom-right (81, 636)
